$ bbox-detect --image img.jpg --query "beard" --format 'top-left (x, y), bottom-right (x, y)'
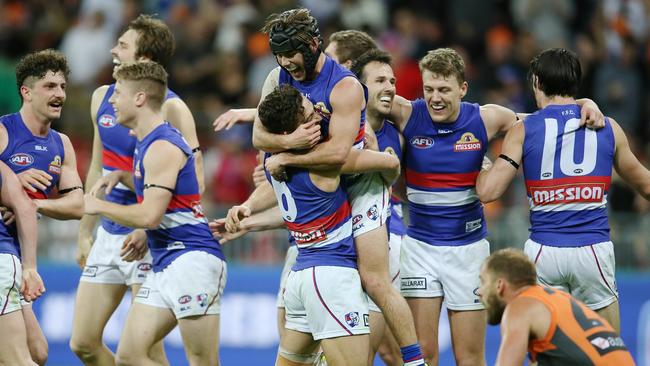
top-left (485, 294), bottom-right (506, 325)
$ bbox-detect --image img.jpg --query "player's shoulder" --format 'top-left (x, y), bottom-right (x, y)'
top-left (92, 85), bottom-right (111, 101)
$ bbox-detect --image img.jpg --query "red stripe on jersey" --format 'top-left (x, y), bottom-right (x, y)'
top-left (102, 150), bottom-right (134, 171)
top-left (26, 190), bottom-right (47, 200)
top-left (406, 169), bottom-right (479, 189)
top-left (525, 176), bottom-right (611, 194)
top-left (285, 199), bottom-right (351, 233)
top-left (354, 122), bottom-right (365, 145)
top-left (167, 194), bottom-right (201, 210)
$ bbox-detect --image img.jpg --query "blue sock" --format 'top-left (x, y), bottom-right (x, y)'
top-left (401, 343), bottom-right (425, 366)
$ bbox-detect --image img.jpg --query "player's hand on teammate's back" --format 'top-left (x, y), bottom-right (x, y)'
top-left (265, 154), bottom-right (289, 182)
top-left (580, 100), bottom-right (605, 129)
top-left (209, 218), bottom-right (249, 243)
top-left (76, 234), bottom-right (93, 268)
top-left (379, 151), bottom-right (401, 186)
top-left (225, 205), bottom-right (251, 233)
top-left (120, 229), bottom-right (148, 262)
top-left (0, 206), bottom-right (15, 225)
top-left (213, 108), bottom-right (255, 131)
top-left (88, 170), bottom-right (124, 197)
top-left (17, 168), bottom-right (52, 192)
top-left (20, 267), bottom-right (45, 302)
top-left (287, 120), bottom-right (321, 150)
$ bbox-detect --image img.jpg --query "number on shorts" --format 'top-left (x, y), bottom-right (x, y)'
top-left (540, 117), bottom-right (597, 179)
top-left (270, 177), bottom-right (298, 222)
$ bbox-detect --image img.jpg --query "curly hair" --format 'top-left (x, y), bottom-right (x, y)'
top-left (127, 14), bottom-right (175, 67)
top-left (351, 49), bottom-right (392, 83)
top-left (15, 49), bottom-right (69, 96)
top-left (113, 61), bottom-right (168, 110)
top-left (329, 30), bottom-right (377, 65)
top-left (419, 48), bottom-right (465, 84)
top-left (258, 85), bottom-right (304, 134)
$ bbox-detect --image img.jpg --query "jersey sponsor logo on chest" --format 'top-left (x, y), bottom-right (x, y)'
top-left (290, 225), bottom-right (328, 246)
top-left (530, 183), bottom-right (605, 205)
top-left (453, 132), bottom-right (482, 152)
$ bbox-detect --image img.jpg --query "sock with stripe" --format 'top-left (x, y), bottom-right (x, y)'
top-left (400, 343), bottom-right (425, 366)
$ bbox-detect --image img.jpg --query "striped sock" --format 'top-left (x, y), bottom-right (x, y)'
top-left (401, 344), bottom-right (425, 366)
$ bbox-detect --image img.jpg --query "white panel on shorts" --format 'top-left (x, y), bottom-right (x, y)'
top-left (524, 239), bottom-right (618, 310)
top-left (0, 253), bottom-right (22, 315)
top-left (81, 226), bottom-right (153, 286)
top-left (346, 172), bottom-right (390, 237)
top-left (284, 266), bottom-right (370, 340)
top-left (400, 236), bottom-right (488, 311)
top-left (135, 250), bottom-right (227, 319)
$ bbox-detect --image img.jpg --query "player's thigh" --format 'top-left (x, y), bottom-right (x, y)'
top-left (117, 302), bottom-right (177, 357)
top-left (0, 310), bottom-right (34, 365)
top-left (71, 282), bottom-right (127, 340)
top-left (320, 333), bottom-right (369, 366)
top-left (406, 297), bottom-right (443, 345)
top-left (177, 314), bottom-right (220, 358)
top-left (596, 300), bottom-right (620, 333)
top-left (276, 328), bottom-right (319, 365)
top-left (448, 308), bottom-right (486, 358)
top-left (355, 226), bottom-right (390, 282)
top-left (21, 304), bottom-right (47, 359)
top-left (369, 310), bottom-right (386, 354)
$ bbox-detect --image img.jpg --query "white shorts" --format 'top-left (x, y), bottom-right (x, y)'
top-left (81, 226), bottom-right (153, 286)
top-left (524, 239), bottom-right (618, 310)
top-left (284, 266), bottom-right (370, 340)
top-left (367, 232), bottom-right (403, 313)
top-left (0, 254), bottom-right (21, 315)
top-left (134, 251), bottom-right (227, 319)
top-left (400, 236), bottom-right (489, 311)
top-left (346, 173), bottom-right (390, 237)
top-left (276, 245), bottom-right (298, 308)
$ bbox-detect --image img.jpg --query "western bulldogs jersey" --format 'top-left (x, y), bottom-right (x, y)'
top-left (523, 104), bottom-right (614, 246)
top-left (96, 84), bottom-right (178, 234)
top-left (279, 56), bottom-right (367, 148)
top-left (133, 122), bottom-right (223, 272)
top-left (375, 120), bottom-right (406, 236)
top-left (0, 173), bottom-right (23, 258)
top-left (403, 100), bottom-right (488, 246)
top-left (264, 154), bottom-right (357, 271)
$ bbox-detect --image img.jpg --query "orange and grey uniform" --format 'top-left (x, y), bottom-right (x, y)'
top-left (519, 285), bottom-right (635, 365)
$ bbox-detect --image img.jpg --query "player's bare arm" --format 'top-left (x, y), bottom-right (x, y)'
top-left (210, 206), bottom-right (284, 243)
top-left (0, 160), bottom-right (44, 301)
top-left (34, 133), bottom-right (83, 219)
top-left (85, 140), bottom-right (183, 229)
top-left (341, 148), bottom-right (400, 184)
top-left (476, 121), bottom-right (524, 203)
top-left (253, 68), bottom-right (320, 152)
top-left (495, 298), bottom-right (538, 366)
top-left (387, 95), bottom-right (414, 133)
top-left (225, 180), bottom-right (277, 233)
top-left (76, 85), bottom-right (109, 267)
top-left (610, 117), bottom-right (650, 200)
top-left (213, 108), bottom-right (256, 131)
top-left (162, 97), bottom-right (205, 194)
top-left (265, 77), bottom-right (363, 178)
top-left (480, 103), bottom-right (519, 140)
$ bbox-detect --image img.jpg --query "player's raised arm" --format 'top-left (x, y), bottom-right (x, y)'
top-left (610, 118), bottom-right (650, 200)
top-left (213, 108), bottom-right (257, 131)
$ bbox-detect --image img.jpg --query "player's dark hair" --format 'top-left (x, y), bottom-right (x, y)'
top-left (329, 30), bottom-right (377, 65)
top-left (351, 49), bottom-right (393, 83)
top-left (484, 249), bottom-right (537, 289)
top-left (528, 48), bottom-right (581, 98)
top-left (113, 61), bottom-right (168, 110)
top-left (258, 85), bottom-right (304, 134)
top-left (15, 49), bottom-right (69, 98)
top-left (127, 14), bottom-right (175, 67)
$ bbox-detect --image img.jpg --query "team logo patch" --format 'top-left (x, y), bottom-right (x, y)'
top-left (178, 295), bottom-right (192, 304)
top-left (10, 153), bottom-right (34, 167)
top-left (135, 287), bottom-right (150, 299)
top-left (137, 263), bottom-right (152, 271)
top-left (134, 161), bottom-right (142, 178)
top-left (410, 136), bottom-right (434, 149)
top-left (314, 102), bottom-right (331, 119)
top-left (82, 266), bottom-right (98, 277)
top-left (99, 114), bottom-right (116, 128)
top-left (191, 201), bottom-right (205, 218)
top-left (465, 218), bottom-right (482, 233)
top-left (473, 287), bottom-right (482, 303)
top-left (48, 155), bottom-right (62, 174)
top-left (345, 312), bottom-right (359, 327)
top-left (401, 277), bottom-right (426, 290)
top-left (453, 132), bottom-right (482, 152)
top-left (352, 214), bottom-right (363, 226)
top-left (588, 332), bottom-right (628, 356)
top-left (197, 293), bottom-right (209, 307)
top-left (366, 205), bottom-right (379, 221)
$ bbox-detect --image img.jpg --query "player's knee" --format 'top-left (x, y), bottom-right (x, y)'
top-left (30, 342), bottom-right (48, 366)
top-left (455, 350), bottom-right (484, 366)
top-left (115, 352), bottom-right (139, 366)
top-left (69, 337), bottom-right (98, 360)
top-left (277, 347), bottom-right (319, 365)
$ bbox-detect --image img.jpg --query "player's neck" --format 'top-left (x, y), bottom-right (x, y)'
top-left (538, 95), bottom-right (576, 109)
top-left (366, 109), bottom-right (385, 132)
top-left (132, 110), bottom-right (165, 140)
top-left (19, 105), bottom-right (51, 137)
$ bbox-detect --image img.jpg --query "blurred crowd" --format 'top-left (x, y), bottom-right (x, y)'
top-left (2, 0), bottom-right (650, 267)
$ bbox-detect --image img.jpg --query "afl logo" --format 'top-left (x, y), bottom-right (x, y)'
top-left (99, 114), bottom-right (116, 128)
top-left (10, 153), bottom-right (34, 167)
top-left (178, 295), bottom-right (192, 304)
top-left (410, 136), bottom-right (434, 149)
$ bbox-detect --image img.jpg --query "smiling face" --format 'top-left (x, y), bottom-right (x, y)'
top-left (362, 61), bottom-right (396, 117)
top-left (111, 29), bottom-right (140, 69)
top-left (422, 69), bottom-right (467, 123)
top-left (276, 50), bottom-right (308, 81)
top-left (108, 79), bottom-right (138, 127)
top-left (22, 70), bottom-right (67, 121)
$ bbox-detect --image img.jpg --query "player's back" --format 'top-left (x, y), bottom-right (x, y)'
top-left (520, 285), bottom-right (635, 366)
top-left (264, 156), bottom-right (357, 271)
top-left (522, 104), bottom-right (615, 246)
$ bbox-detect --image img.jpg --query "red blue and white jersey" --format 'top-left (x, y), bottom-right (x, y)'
top-left (97, 84), bottom-right (178, 234)
top-left (279, 56), bottom-right (367, 149)
top-left (264, 154), bottom-right (357, 271)
top-left (522, 104), bottom-right (614, 247)
top-left (0, 173), bottom-right (24, 258)
top-left (134, 122), bottom-right (223, 272)
top-left (376, 120), bottom-right (406, 236)
top-left (403, 100), bottom-right (488, 246)
top-left (0, 112), bottom-right (66, 257)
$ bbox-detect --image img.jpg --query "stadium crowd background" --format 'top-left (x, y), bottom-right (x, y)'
top-left (1, 0), bottom-right (650, 270)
